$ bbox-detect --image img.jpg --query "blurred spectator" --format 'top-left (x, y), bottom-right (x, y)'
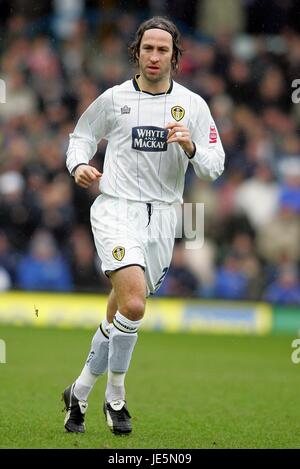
top-left (214, 253), bottom-right (248, 300)
top-left (60, 20), bottom-right (90, 79)
top-left (0, 230), bottom-right (17, 286)
top-left (16, 229), bottom-right (73, 291)
top-left (69, 225), bottom-right (109, 292)
top-left (278, 173), bottom-right (300, 214)
top-left (257, 205), bottom-right (300, 263)
top-left (157, 241), bottom-right (199, 297)
top-left (39, 174), bottom-right (75, 243)
top-left (234, 163), bottom-right (279, 229)
top-left (226, 59), bottom-right (255, 107)
top-left (264, 265), bottom-right (300, 305)
top-left (0, 70), bottom-right (37, 120)
top-left (216, 169), bottom-right (244, 221)
top-left (230, 233), bottom-right (264, 300)
top-left (0, 171), bottom-right (38, 250)
top-left (52, 0), bottom-right (84, 40)
top-left (0, 6), bottom-right (300, 304)
top-left (277, 134), bottom-right (300, 181)
top-left (187, 179), bottom-right (219, 232)
top-left (28, 36), bottom-right (64, 103)
top-left (198, 0), bottom-right (245, 36)
top-left (257, 67), bottom-right (290, 113)
top-left (87, 33), bottom-right (130, 87)
top-left (184, 239), bottom-right (216, 298)
top-left (0, 266), bottom-right (11, 291)
top-left (245, 0), bottom-right (294, 34)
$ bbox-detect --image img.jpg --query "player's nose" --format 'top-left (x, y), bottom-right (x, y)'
top-left (150, 54), bottom-right (159, 63)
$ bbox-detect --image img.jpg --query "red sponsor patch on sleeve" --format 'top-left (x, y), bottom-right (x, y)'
top-left (209, 125), bottom-right (217, 144)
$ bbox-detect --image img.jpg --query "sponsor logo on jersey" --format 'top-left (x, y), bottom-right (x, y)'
top-left (209, 125), bottom-right (217, 143)
top-left (132, 126), bottom-right (168, 152)
top-left (112, 246), bottom-right (125, 261)
top-left (171, 105), bottom-right (185, 122)
top-left (121, 105), bottom-right (131, 114)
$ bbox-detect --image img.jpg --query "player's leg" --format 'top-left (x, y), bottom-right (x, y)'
top-left (74, 288), bottom-right (117, 396)
top-left (106, 287), bottom-right (118, 323)
top-left (103, 265), bottom-right (146, 434)
top-left (63, 288), bottom-right (117, 433)
top-left (90, 195), bottom-right (147, 432)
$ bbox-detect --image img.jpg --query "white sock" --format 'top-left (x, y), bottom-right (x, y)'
top-left (73, 364), bottom-right (98, 401)
top-left (105, 369), bottom-right (126, 402)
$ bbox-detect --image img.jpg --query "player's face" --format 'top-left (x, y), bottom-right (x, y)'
top-left (138, 29), bottom-right (173, 84)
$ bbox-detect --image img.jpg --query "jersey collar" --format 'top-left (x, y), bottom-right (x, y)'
top-left (132, 75), bottom-right (173, 95)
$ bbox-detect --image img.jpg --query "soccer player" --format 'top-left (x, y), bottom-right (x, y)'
top-left (63, 16), bottom-right (225, 435)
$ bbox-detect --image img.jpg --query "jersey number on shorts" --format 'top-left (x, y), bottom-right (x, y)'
top-left (155, 267), bottom-right (168, 291)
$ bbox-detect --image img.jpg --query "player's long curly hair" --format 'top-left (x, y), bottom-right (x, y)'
top-left (129, 17), bottom-right (183, 72)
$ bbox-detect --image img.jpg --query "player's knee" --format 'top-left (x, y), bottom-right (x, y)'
top-left (119, 298), bottom-right (145, 321)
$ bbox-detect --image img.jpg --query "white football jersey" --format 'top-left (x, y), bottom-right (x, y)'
top-left (66, 76), bottom-right (225, 204)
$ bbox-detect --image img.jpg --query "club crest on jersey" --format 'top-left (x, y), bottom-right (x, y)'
top-left (112, 246), bottom-right (125, 261)
top-left (171, 105), bottom-right (185, 122)
top-left (132, 126), bottom-right (168, 152)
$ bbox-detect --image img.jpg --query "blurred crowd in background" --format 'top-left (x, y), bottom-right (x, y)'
top-left (1, 0), bottom-right (300, 304)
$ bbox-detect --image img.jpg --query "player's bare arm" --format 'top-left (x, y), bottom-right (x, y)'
top-left (166, 121), bottom-right (195, 157)
top-left (74, 164), bottom-right (102, 189)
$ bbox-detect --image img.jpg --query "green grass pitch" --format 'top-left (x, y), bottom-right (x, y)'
top-left (0, 325), bottom-right (300, 448)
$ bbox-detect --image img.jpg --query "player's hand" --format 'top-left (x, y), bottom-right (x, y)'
top-left (74, 164), bottom-right (102, 188)
top-left (165, 122), bottom-right (195, 157)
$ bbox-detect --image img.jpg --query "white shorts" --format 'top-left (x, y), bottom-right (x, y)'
top-left (90, 194), bottom-right (177, 294)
